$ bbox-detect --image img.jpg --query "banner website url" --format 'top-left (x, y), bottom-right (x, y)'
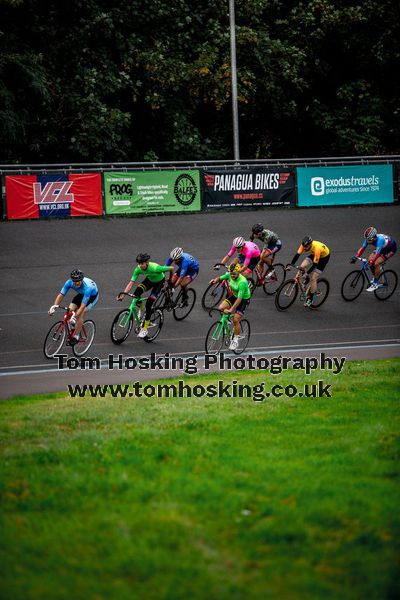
top-left (68, 380), bottom-right (332, 402)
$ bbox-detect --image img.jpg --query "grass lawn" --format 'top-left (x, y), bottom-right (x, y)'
top-left (0, 359), bottom-right (399, 600)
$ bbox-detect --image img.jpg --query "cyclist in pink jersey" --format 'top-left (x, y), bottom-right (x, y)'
top-left (216, 236), bottom-right (261, 278)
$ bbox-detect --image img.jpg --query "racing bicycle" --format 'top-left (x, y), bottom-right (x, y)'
top-left (275, 266), bottom-right (330, 311)
top-left (110, 293), bottom-right (163, 344)
top-left (44, 306), bottom-right (96, 358)
top-left (250, 260), bottom-right (286, 295)
top-left (201, 264), bottom-right (232, 310)
top-left (205, 309), bottom-right (251, 355)
top-left (202, 262), bottom-right (285, 310)
top-left (341, 257), bottom-right (398, 301)
top-left (153, 282), bottom-right (196, 320)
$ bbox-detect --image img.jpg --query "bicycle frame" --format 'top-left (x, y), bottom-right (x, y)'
top-left (210, 311), bottom-right (232, 342)
top-left (117, 293), bottom-right (145, 327)
top-left (353, 256), bottom-right (385, 281)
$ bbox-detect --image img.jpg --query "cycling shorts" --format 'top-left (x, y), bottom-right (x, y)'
top-left (71, 292), bottom-right (99, 311)
top-left (225, 295), bottom-right (250, 315)
top-left (309, 253), bottom-right (330, 273)
top-left (264, 240), bottom-right (282, 255)
top-left (238, 255), bottom-right (259, 271)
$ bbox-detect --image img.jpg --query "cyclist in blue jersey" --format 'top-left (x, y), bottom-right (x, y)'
top-left (166, 247), bottom-right (199, 305)
top-left (48, 269), bottom-right (99, 343)
top-left (351, 227), bottom-right (397, 291)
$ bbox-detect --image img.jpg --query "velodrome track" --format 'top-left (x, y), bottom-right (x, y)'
top-left (0, 205), bottom-right (399, 399)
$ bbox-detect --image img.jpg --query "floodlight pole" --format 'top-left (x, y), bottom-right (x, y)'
top-left (229, 0), bottom-right (240, 161)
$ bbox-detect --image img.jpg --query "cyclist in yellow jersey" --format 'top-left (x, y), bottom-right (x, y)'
top-left (288, 235), bottom-right (330, 308)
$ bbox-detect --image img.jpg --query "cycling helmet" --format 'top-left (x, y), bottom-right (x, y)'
top-left (136, 253), bottom-right (151, 263)
top-left (170, 247), bottom-right (183, 260)
top-left (233, 236), bottom-right (245, 248)
top-left (229, 263), bottom-right (241, 274)
top-left (302, 235), bottom-right (313, 247)
top-left (364, 226), bottom-right (377, 241)
top-left (252, 223), bottom-right (264, 234)
top-left (71, 269), bottom-right (84, 282)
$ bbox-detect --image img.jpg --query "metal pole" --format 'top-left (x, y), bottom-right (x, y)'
top-left (229, 0), bottom-right (240, 161)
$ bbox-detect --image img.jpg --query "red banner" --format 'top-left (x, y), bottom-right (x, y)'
top-left (5, 173), bottom-right (103, 220)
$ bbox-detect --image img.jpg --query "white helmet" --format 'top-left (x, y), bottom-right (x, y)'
top-left (170, 247), bottom-right (183, 260)
top-left (233, 236), bottom-right (245, 248)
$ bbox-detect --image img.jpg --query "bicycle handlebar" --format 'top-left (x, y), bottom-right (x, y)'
top-left (213, 263), bottom-right (229, 271)
top-left (117, 291), bottom-right (135, 298)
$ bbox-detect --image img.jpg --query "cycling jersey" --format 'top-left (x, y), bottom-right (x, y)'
top-left (220, 273), bottom-right (251, 300)
top-left (227, 241), bottom-right (260, 268)
top-left (357, 234), bottom-right (397, 262)
top-left (293, 241), bottom-right (330, 264)
top-left (166, 252), bottom-right (199, 277)
top-left (132, 262), bottom-right (171, 283)
top-left (252, 228), bottom-right (280, 247)
top-left (60, 277), bottom-right (98, 305)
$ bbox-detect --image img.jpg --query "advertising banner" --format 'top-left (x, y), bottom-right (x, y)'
top-left (297, 164), bottom-right (394, 206)
top-left (104, 171), bottom-right (201, 215)
top-left (201, 168), bottom-right (295, 209)
top-left (5, 173), bottom-right (102, 220)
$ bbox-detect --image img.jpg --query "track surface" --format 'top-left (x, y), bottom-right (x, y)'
top-left (1, 205), bottom-right (399, 398)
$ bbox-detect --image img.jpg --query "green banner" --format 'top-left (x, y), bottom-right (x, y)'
top-left (104, 171), bottom-right (201, 215)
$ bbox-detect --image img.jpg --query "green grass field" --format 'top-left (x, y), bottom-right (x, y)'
top-left (1, 359), bottom-right (399, 600)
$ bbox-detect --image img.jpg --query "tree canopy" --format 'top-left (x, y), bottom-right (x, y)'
top-left (1, 0), bottom-right (399, 162)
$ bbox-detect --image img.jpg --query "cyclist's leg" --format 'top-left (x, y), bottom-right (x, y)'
top-left (179, 271), bottom-right (198, 300)
top-left (230, 300), bottom-right (249, 349)
top-left (144, 280), bottom-right (163, 321)
top-left (374, 255), bottom-right (385, 280)
top-left (218, 298), bottom-right (231, 313)
top-left (69, 294), bottom-right (83, 338)
top-left (232, 312), bottom-right (242, 336)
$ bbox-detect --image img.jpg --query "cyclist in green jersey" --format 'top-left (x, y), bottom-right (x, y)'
top-left (209, 263), bottom-right (251, 350)
top-left (118, 253), bottom-right (174, 338)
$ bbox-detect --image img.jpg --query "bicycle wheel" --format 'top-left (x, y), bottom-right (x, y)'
top-left (43, 321), bottom-right (66, 358)
top-left (232, 319), bottom-right (251, 355)
top-left (111, 309), bottom-right (133, 344)
top-left (201, 282), bottom-right (227, 310)
top-left (275, 279), bottom-right (298, 310)
top-left (205, 321), bottom-right (226, 354)
top-left (341, 270), bottom-right (364, 301)
top-left (374, 270), bottom-right (398, 301)
top-left (144, 309), bottom-right (164, 342)
top-left (263, 264), bottom-right (286, 295)
top-left (73, 320), bottom-right (96, 357)
top-left (173, 288), bottom-right (196, 321)
top-left (312, 278), bottom-right (330, 308)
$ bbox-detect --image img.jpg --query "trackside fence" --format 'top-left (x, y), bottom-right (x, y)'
top-left (0, 156), bottom-right (399, 221)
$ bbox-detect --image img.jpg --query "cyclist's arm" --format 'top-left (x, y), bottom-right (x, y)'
top-left (290, 245), bottom-right (303, 266)
top-left (51, 279), bottom-right (71, 308)
top-left (51, 292), bottom-right (64, 308)
top-left (121, 280), bottom-right (134, 297)
top-left (221, 245), bottom-right (236, 265)
top-left (356, 240), bottom-right (367, 258)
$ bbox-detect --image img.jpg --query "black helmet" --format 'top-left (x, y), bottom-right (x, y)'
top-left (252, 223), bottom-right (264, 234)
top-left (71, 269), bottom-right (84, 282)
top-left (302, 235), bottom-right (313, 247)
top-left (136, 253), bottom-right (150, 263)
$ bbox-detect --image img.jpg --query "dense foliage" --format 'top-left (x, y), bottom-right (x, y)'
top-left (1, 0), bottom-right (399, 162)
